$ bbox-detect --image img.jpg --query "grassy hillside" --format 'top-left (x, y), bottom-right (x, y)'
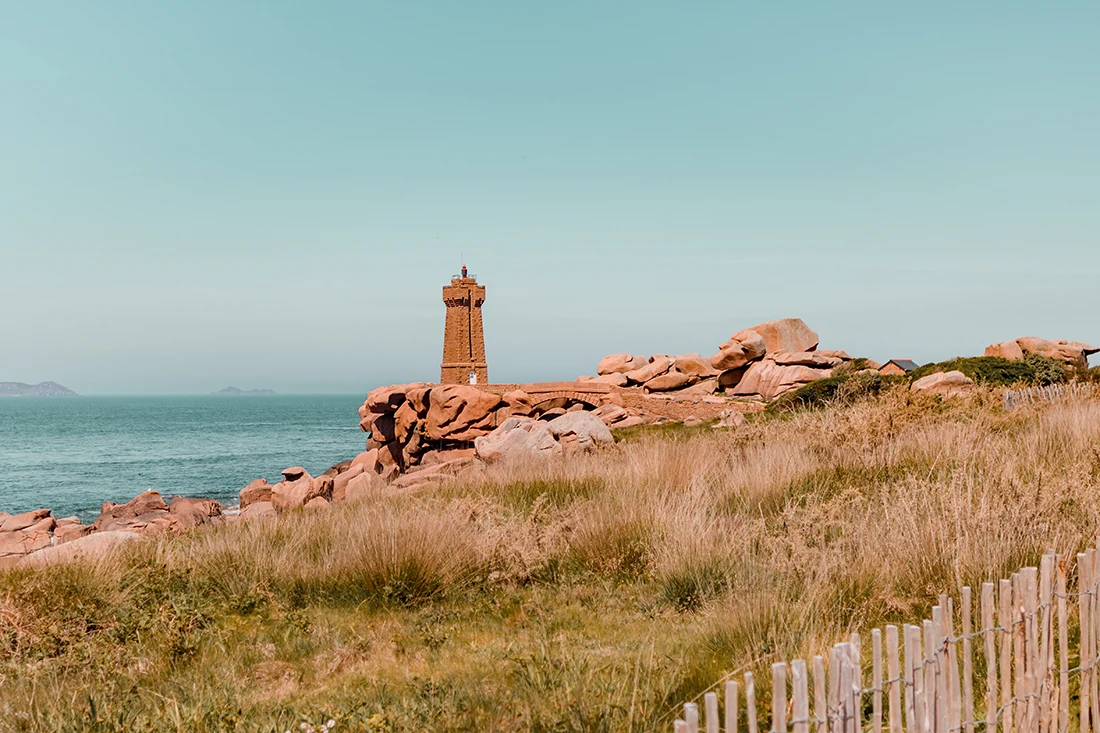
top-left (3, 385), bottom-right (1100, 731)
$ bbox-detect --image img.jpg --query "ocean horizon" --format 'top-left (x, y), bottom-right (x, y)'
top-left (0, 394), bottom-right (368, 521)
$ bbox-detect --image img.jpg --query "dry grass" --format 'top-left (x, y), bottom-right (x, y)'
top-left (2, 385), bottom-right (1100, 731)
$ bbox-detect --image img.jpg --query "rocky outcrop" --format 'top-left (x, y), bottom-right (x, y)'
top-left (93, 491), bottom-right (173, 533)
top-left (702, 319), bottom-right (837, 400)
top-left (711, 331), bottom-right (768, 371)
top-left (239, 478), bottom-right (273, 509)
top-left (623, 356), bottom-right (672, 385)
top-left (1, 489), bottom-right (223, 566)
top-left (475, 412), bottom-right (613, 463)
top-left (643, 371), bottom-right (698, 393)
top-left (591, 318), bottom-right (845, 406)
top-left (725, 359), bottom-right (834, 401)
top-left (19, 531), bottom-right (141, 567)
top-left (672, 354), bottom-right (720, 379)
top-left (597, 354), bottom-right (648, 375)
top-left (168, 497), bottom-right (223, 529)
top-left (985, 338), bottom-right (1099, 370)
top-left (911, 371), bottom-right (975, 398)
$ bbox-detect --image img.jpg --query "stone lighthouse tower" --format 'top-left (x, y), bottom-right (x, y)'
top-left (441, 265), bottom-right (488, 385)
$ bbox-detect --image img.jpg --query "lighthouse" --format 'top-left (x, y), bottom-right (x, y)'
top-left (440, 266), bottom-right (488, 385)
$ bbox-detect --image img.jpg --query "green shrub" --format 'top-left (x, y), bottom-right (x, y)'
top-left (906, 355), bottom-right (1066, 387)
top-left (1024, 353), bottom-right (1069, 386)
top-left (767, 371), bottom-right (904, 413)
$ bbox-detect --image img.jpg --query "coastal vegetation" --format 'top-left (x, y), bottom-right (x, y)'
top-left (2, 384), bottom-right (1100, 731)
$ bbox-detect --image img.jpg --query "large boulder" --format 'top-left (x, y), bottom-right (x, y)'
top-left (363, 382), bottom-right (431, 415)
top-left (20, 531), bottom-right (141, 567)
top-left (168, 497), bottom-right (223, 529)
top-left (474, 417), bottom-right (562, 463)
top-left (774, 352), bottom-right (840, 368)
top-left (343, 472), bottom-right (386, 502)
top-left (270, 467), bottom-right (318, 511)
top-left (985, 340), bottom-right (1026, 361)
top-left (54, 522), bottom-right (93, 544)
top-left (0, 508), bottom-right (52, 533)
top-left (239, 478), bottom-right (273, 509)
top-left (597, 354), bottom-right (647, 375)
top-left (545, 411), bottom-right (614, 454)
top-left (643, 371), bottom-right (698, 393)
top-left (623, 356), bottom-right (672, 385)
top-left (673, 354), bottom-right (720, 379)
top-left (424, 385), bottom-right (503, 442)
top-left (741, 318), bottom-right (820, 355)
top-left (240, 501), bottom-right (276, 521)
top-left (587, 373), bottom-right (629, 387)
top-left (0, 516), bottom-right (56, 561)
top-left (94, 491), bottom-right (169, 531)
top-left (729, 360), bottom-right (832, 401)
top-left (710, 331), bottom-right (768, 371)
top-left (911, 371), bottom-right (975, 398)
top-left (985, 337), bottom-right (1099, 369)
top-left (593, 404), bottom-right (630, 426)
top-left (331, 464), bottom-right (365, 502)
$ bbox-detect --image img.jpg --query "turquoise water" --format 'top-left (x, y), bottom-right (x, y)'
top-left (0, 396), bottom-right (367, 521)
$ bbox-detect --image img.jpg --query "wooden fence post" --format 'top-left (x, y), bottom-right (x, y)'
top-left (924, 619), bottom-right (938, 733)
top-left (887, 625), bottom-right (902, 733)
top-left (1001, 577), bottom-right (1015, 733)
top-left (873, 628), bottom-right (883, 733)
top-left (793, 660), bottom-right (809, 733)
top-left (945, 597), bottom-right (961, 733)
top-left (1057, 556), bottom-right (1068, 733)
top-left (908, 624), bottom-right (925, 733)
top-left (706, 692), bottom-right (720, 733)
top-left (1088, 549), bottom-right (1099, 733)
top-left (1079, 553), bottom-right (1091, 733)
top-left (747, 672), bottom-right (759, 733)
top-left (830, 646), bottom-right (841, 733)
top-left (981, 582), bottom-right (998, 732)
top-left (961, 586), bottom-right (974, 733)
top-left (1024, 567), bottom-right (1040, 733)
top-left (814, 656), bottom-right (826, 733)
top-left (687, 701), bottom-right (701, 733)
top-left (727, 680), bottom-right (740, 733)
top-left (852, 633), bottom-right (863, 733)
top-left (841, 644), bottom-right (856, 733)
top-left (1039, 555), bottom-right (1053, 733)
top-left (773, 663), bottom-right (787, 733)
top-left (1014, 573), bottom-right (1027, 733)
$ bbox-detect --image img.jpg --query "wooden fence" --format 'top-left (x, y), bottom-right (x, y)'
top-left (674, 547), bottom-right (1100, 733)
top-left (1003, 383), bottom-right (1094, 411)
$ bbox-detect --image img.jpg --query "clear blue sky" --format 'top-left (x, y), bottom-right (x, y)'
top-left (2, 2), bottom-right (1097, 394)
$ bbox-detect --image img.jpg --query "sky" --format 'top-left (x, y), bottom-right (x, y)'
top-left (1, 2), bottom-right (1097, 394)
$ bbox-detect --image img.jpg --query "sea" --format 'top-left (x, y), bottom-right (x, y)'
top-left (0, 395), bottom-right (367, 522)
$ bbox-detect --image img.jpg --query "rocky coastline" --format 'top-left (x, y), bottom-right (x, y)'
top-left (2, 318), bottom-right (1094, 569)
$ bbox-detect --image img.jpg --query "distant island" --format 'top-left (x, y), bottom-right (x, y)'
top-left (0, 381), bottom-right (78, 397)
top-left (211, 386), bottom-right (277, 396)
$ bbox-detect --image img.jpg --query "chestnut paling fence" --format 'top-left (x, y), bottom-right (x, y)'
top-left (674, 546), bottom-right (1100, 733)
top-left (1003, 383), bottom-right (1094, 411)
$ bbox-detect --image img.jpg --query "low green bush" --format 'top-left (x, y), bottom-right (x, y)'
top-left (906, 355), bottom-right (1066, 387)
top-left (767, 371), bottom-right (905, 413)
